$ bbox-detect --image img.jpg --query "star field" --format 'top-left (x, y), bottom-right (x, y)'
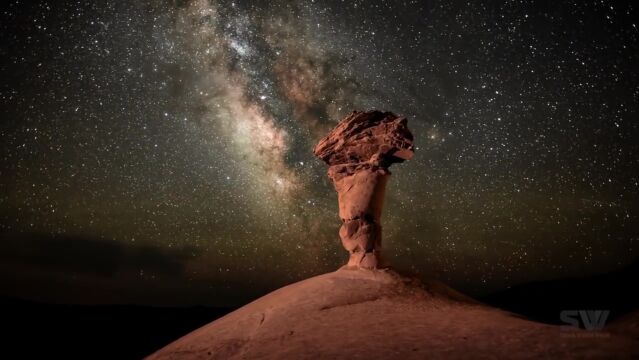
top-left (0, 0), bottom-right (638, 305)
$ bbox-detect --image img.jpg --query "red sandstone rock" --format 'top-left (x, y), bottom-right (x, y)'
top-left (146, 269), bottom-right (639, 359)
top-left (314, 110), bottom-right (414, 269)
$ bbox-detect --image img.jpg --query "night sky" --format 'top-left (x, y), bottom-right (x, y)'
top-left (1, 0), bottom-right (638, 306)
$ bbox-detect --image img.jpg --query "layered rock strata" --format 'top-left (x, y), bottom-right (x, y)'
top-left (314, 110), bottom-right (414, 268)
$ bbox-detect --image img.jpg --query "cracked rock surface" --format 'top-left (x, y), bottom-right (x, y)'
top-left (314, 110), bottom-right (414, 269)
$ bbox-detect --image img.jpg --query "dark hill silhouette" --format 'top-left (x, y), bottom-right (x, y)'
top-left (480, 259), bottom-right (639, 325)
top-left (0, 296), bottom-right (234, 359)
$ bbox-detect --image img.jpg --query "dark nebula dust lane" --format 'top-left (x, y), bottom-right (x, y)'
top-left (0, 0), bottom-right (638, 305)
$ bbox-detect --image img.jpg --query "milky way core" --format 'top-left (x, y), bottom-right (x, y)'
top-left (1, 0), bottom-right (638, 305)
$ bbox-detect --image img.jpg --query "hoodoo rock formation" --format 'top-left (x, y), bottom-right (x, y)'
top-left (314, 110), bottom-right (414, 269)
top-left (146, 110), bottom-right (639, 360)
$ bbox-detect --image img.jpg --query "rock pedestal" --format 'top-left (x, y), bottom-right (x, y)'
top-left (314, 110), bottom-right (414, 269)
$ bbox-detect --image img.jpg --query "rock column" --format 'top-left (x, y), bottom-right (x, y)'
top-left (314, 111), bottom-right (414, 269)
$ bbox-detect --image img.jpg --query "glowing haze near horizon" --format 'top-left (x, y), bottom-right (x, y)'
top-left (1, 0), bottom-right (638, 305)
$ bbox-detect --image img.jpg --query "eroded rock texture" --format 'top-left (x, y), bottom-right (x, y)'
top-left (314, 110), bottom-right (414, 268)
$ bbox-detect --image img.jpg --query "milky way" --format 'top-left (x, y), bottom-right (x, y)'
top-left (1, 0), bottom-right (638, 305)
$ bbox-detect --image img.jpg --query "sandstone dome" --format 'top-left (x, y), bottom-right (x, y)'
top-left (146, 268), bottom-right (638, 359)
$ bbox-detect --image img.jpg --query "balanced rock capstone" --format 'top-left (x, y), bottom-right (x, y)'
top-left (314, 110), bottom-right (414, 269)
